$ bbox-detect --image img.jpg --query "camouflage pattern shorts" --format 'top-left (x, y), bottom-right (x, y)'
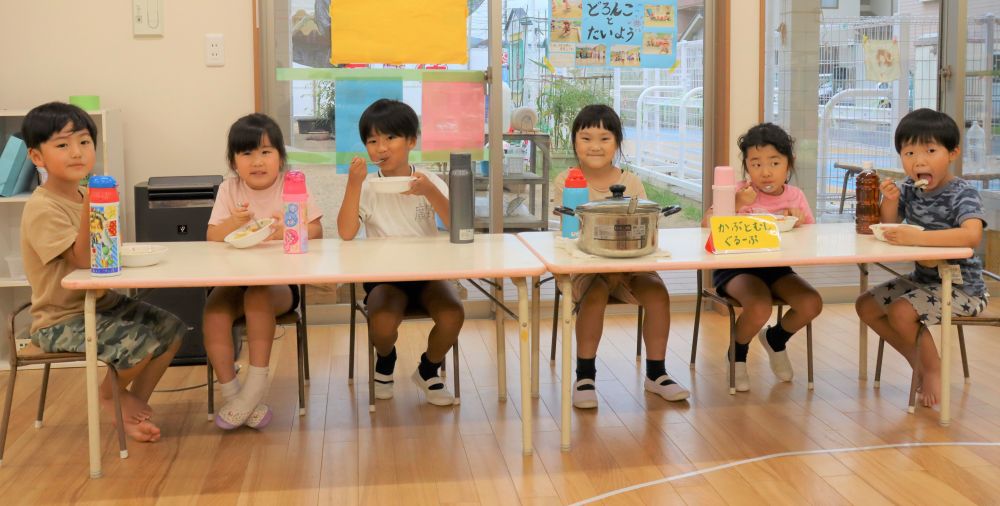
top-left (30, 292), bottom-right (185, 370)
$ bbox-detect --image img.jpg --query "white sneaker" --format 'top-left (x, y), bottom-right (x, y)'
top-left (373, 372), bottom-right (394, 399)
top-left (725, 355), bottom-right (751, 392)
top-left (572, 379), bottom-right (599, 409)
top-left (410, 369), bottom-right (455, 406)
top-left (758, 327), bottom-right (794, 382)
top-left (644, 375), bottom-right (690, 401)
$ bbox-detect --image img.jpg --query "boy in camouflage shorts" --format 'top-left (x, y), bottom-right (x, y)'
top-left (856, 109), bottom-right (989, 409)
top-left (21, 103), bottom-right (184, 442)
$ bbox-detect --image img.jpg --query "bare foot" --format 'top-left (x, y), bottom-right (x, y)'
top-left (920, 369), bottom-right (941, 407)
top-left (122, 419), bottom-right (161, 442)
top-left (100, 390), bottom-right (153, 425)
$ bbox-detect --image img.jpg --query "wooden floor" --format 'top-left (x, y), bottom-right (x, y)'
top-left (2, 304), bottom-right (1000, 505)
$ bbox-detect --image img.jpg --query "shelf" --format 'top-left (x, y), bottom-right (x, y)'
top-left (474, 216), bottom-right (547, 229)
top-left (475, 173), bottom-right (543, 183)
top-left (0, 108), bottom-right (108, 118)
top-left (0, 193), bottom-right (31, 203)
top-left (0, 278), bottom-right (29, 288)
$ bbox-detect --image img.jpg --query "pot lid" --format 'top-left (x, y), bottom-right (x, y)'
top-left (576, 184), bottom-right (661, 214)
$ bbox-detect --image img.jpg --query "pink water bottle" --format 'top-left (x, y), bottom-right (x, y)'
top-left (712, 166), bottom-right (736, 216)
top-left (282, 170), bottom-right (309, 254)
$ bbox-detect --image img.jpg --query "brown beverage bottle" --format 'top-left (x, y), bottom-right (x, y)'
top-left (855, 161), bottom-right (880, 234)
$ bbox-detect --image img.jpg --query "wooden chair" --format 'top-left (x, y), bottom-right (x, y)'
top-left (206, 285), bottom-right (309, 419)
top-left (690, 270), bottom-right (814, 394)
top-left (545, 276), bottom-right (645, 364)
top-left (347, 283), bottom-right (460, 412)
top-left (0, 302), bottom-right (127, 466)
top-left (874, 270), bottom-right (999, 412)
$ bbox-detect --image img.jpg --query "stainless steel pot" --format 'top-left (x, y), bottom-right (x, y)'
top-left (554, 184), bottom-right (682, 258)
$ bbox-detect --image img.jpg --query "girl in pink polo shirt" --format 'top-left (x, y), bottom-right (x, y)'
top-left (703, 123), bottom-right (823, 393)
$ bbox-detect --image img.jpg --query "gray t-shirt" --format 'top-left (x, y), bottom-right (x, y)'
top-left (897, 177), bottom-right (989, 297)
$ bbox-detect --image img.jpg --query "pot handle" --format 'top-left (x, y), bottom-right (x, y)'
top-left (553, 206), bottom-right (576, 217)
top-left (660, 205), bottom-right (682, 217)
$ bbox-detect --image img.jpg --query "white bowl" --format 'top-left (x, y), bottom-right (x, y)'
top-left (368, 176), bottom-right (415, 194)
top-left (224, 218), bottom-right (275, 248)
top-left (121, 244), bottom-right (168, 268)
top-left (774, 215), bottom-right (798, 232)
top-left (869, 223), bottom-right (924, 242)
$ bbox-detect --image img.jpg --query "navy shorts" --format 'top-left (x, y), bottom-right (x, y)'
top-left (713, 267), bottom-right (795, 297)
top-left (362, 281), bottom-right (430, 312)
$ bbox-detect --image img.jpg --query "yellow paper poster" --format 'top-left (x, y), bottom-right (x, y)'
top-left (709, 216), bottom-right (781, 254)
top-left (330, 0), bottom-right (468, 65)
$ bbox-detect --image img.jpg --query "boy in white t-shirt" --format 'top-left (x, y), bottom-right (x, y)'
top-left (336, 99), bottom-right (464, 407)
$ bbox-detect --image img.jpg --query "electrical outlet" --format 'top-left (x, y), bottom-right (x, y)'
top-left (133, 0), bottom-right (164, 36)
top-left (205, 34), bottom-right (225, 67)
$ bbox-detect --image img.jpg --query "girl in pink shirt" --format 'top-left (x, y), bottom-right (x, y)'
top-left (204, 114), bottom-right (323, 430)
top-left (703, 123), bottom-right (823, 393)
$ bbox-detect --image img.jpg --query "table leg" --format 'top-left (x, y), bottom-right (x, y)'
top-left (938, 264), bottom-right (952, 426)
top-left (531, 276), bottom-right (541, 398)
top-left (513, 278), bottom-right (532, 455)
top-left (85, 290), bottom-right (102, 478)
top-left (494, 277), bottom-right (507, 401)
top-left (558, 275), bottom-right (573, 451)
top-left (858, 263), bottom-right (869, 381)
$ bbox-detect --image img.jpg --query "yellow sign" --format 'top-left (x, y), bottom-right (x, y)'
top-left (330, 1), bottom-right (468, 65)
top-left (710, 216), bottom-right (781, 253)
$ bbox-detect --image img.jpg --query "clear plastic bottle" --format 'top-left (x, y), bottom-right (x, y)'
top-left (855, 162), bottom-right (880, 235)
top-left (88, 175), bottom-right (121, 276)
top-left (965, 120), bottom-right (985, 174)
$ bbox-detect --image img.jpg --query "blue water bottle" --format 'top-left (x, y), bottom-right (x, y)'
top-left (561, 168), bottom-right (588, 238)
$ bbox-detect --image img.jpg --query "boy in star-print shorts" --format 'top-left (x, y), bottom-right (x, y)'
top-left (856, 109), bottom-right (990, 409)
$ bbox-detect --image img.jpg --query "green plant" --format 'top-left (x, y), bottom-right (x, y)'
top-left (536, 75), bottom-right (612, 151)
top-left (316, 81), bottom-right (335, 130)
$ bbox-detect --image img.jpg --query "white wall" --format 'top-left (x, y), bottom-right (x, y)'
top-left (0, 0), bottom-right (255, 228)
top-left (729, 1), bottom-right (761, 168)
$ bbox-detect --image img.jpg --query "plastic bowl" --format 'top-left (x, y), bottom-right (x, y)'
top-left (224, 218), bottom-right (275, 248)
top-left (869, 223), bottom-right (924, 242)
top-left (121, 244), bottom-right (168, 268)
top-left (368, 176), bottom-right (415, 194)
top-left (774, 215), bottom-right (798, 232)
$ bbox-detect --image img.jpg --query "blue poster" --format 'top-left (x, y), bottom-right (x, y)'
top-left (549, 0), bottom-right (677, 69)
top-left (334, 79), bottom-right (404, 173)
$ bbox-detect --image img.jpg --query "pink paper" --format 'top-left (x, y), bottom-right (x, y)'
top-left (421, 81), bottom-right (485, 152)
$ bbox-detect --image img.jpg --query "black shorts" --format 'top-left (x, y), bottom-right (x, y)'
top-left (362, 281), bottom-right (429, 312)
top-left (208, 285), bottom-right (300, 313)
top-left (713, 267), bottom-right (795, 298)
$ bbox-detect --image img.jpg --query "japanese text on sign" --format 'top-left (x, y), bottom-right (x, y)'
top-left (549, 0), bottom-right (677, 69)
top-left (709, 216), bottom-right (781, 254)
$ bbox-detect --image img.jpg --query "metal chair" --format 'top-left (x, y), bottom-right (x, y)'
top-left (347, 283), bottom-right (460, 412)
top-left (1, 302), bottom-right (128, 465)
top-left (690, 270), bottom-right (814, 394)
top-left (545, 276), bottom-right (644, 364)
top-left (874, 270), bottom-right (999, 412)
top-left (206, 285), bottom-right (309, 419)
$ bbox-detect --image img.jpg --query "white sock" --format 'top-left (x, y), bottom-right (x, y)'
top-left (235, 365), bottom-right (269, 408)
top-left (219, 377), bottom-right (241, 403)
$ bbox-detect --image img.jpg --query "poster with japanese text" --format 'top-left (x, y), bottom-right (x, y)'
top-left (549, 1), bottom-right (678, 69)
top-left (330, 0), bottom-right (468, 65)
